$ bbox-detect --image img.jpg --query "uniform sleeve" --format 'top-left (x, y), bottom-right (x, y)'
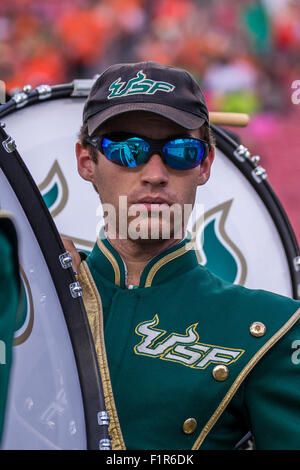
top-left (0, 231), bottom-right (20, 442)
top-left (244, 317), bottom-right (300, 450)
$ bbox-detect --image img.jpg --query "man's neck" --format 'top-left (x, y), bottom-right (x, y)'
top-left (107, 235), bottom-right (183, 287)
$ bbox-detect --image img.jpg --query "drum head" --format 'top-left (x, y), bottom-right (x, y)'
top-left (0, 167), bottom-right (87, 449)
top-left (0, 119), bottom-right (108, 450)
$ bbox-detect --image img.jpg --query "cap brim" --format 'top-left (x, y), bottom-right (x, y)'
top-left (87, 103), bottom-right (206, 135)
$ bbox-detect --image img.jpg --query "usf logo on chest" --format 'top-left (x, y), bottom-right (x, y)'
top-left (107, 70), bottom-right (175, 99)
top-left (134, 315), bottom-right (244, 370)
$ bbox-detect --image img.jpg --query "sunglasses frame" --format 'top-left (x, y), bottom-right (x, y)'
top-left (86, 132), bottom-right (211, 169)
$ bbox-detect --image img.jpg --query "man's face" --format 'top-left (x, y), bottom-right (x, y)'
top-left (76, 111), bottom-right (214, 242)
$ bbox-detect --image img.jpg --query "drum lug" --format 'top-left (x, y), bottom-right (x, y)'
top-left (36, 84), bottom-right (52, 100)
top-left (69, 281), bottom-right (82, 298)
top-left (23, 84), bottom-right (33, 94)
top-left (72, 79), bottom-right (97, 97)
top-left (234, 145), bottom-right (251, 162)
top-left (252, 165), bottom-right (267, 183)
top-left (12, 92), bottom-right (28, 108)
top-left (2, 136), bottom-right (16, 153)
top-left (59, 251), bottom-right (73, 269)
top-left (251, 155), bottom-right (260, 164)
top-left (97, 411), bottom-right (111, 449)
top-left (293, 256), bottom-right (300, 272)
top-left (99, 438), bottom-right (111, 450)
top-left (98, 411), bottom-right (110, 426)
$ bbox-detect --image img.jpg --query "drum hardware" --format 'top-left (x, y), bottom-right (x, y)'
top-left (59, 251), bottom-right (73, 269)
top-left (233, 144), bottom-right (251, 162)
top-left (98, 411), bottom-right (110, 426)
top-left (0, 122), bottom-right (5, 128)
top-left (0, 118), bottom-right (111, 450)
top-left (12, 92), bottom-right (28, 108)
top-left (293, 256), bottom-right (300, 271)
top-left (36, 84), bottom-right (52, 100)
top-left (22, 85), bottom-right (33, 94)
top-left (72, 79), bottom-right (97, 97)
top-left (252, 165), bottom-right (268, 183)
top-left (2, 136), bottom-right (16, 153)
top-left (251, 155), bottom-right (260, 164)
top-left (99, 438), bottom-right (111, 450)
top-left (69, 281), bottom-right (82, 298)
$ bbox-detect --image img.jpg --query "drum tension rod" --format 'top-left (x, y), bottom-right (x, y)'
top-left (59, 251), bottom-right (83, 298)
top-left (2, 135), bottom-right (16, 153)
top-left (98, 411), bottom-right (111, 450)
top-left (59, 251), bottom-right (73, 269)
top-left (293, 256), bottom-right (300, 271)
top-left (69, 282), bottom-right (82, 299)
top-left (252, 166), bottom-right (267, 182)
top-left (12, 92), bottom-right (28, 108)
top-left (234, 145), bottom-right (267, 181)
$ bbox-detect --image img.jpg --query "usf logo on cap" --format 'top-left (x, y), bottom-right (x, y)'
top-left (107, 70), bottom-right (175, 99)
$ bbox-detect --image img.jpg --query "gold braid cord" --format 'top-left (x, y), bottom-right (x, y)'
top-left (78, 261), bottom-right (126, 450)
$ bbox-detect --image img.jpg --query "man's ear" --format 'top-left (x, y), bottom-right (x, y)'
top-left (198, 147), bottom-right (215, 186)
top-left (75, 141), bottom-right (95, 182)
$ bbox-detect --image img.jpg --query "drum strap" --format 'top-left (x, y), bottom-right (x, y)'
top-left (78, 260), bottom-right (126, 450)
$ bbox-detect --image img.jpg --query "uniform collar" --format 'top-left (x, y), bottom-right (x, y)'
top-left (87, 228), bottom-right (199, 289)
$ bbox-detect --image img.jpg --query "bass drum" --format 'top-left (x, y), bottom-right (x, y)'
top-left (1, 80), bottom-right (299, 300)
top-left (0, 87), bottom-right (109, 450)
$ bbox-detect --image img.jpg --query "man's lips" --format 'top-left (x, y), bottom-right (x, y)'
top-left (133, 196), bottom-right (172, 205)
top-left (130, 197), bottom-right (172, 213)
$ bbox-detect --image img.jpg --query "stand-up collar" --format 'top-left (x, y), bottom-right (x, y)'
top-left (86, 229), bottom-right (199, 289)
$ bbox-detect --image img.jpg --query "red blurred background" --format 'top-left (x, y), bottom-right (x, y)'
top-left (0, 0), bottom-right (299, 242)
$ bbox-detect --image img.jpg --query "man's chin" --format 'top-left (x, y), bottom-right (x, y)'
top-left (127, 218), bottom-right (183, 242)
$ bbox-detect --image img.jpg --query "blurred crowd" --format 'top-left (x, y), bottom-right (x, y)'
top-left (1, 0), bottom-right (300, 113)
top-left (0, 0), bottom-right (300, 239)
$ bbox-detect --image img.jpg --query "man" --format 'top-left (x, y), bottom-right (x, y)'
top-left (65, 62), bottom-right (300, 450)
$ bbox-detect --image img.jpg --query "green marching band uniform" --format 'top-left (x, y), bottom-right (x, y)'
top-left (0, 212), bottom-right (21, 443)
top-left (78, 230), bottom-right (300, 450)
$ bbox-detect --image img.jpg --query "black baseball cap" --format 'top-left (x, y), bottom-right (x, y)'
top-left (83, 61), bottom-right (209, 136)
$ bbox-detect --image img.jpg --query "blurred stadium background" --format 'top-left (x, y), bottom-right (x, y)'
top-left (0, 0), bottom-right (299, 242)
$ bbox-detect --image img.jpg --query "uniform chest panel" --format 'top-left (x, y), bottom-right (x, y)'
top-left (103, 288), bottom-right (249, 449)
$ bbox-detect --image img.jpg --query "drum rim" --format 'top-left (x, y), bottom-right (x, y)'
top-left (1, 82), bottom-right (299, 299)
top-left (0, 123), bottom-right (109, 450)
top-left (0, 82), bottom-right (84, 119)
top-left (212, 124), bottom-right (300, 300)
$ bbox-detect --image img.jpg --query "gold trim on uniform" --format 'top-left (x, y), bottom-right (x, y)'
top-left (145, 241), bottom-right (194, 287)
top-left (192, 307), bottom-right (300, 450)
top-left (97, 237), bottom-right (121, 286)
top-left (78, 261), bottom-right (126, 450)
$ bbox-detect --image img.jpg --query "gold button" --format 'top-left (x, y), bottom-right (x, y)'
top-left (250, 321), bottom-right (266, 337)
top-left (183, 418), bottom-right (197, 435)
top-left (212, 365), bottom-right (229, 382)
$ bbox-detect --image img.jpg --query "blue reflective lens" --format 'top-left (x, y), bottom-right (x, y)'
top-left (100, 135), bottom-right (207, 169)
top-left (102, 137), bottom-right (150, 167)
top-left (163, 138), bottom-right (204, 170)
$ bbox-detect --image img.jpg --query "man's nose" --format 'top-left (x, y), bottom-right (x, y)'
top-left (140, 153), bottom-right (169, 186)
